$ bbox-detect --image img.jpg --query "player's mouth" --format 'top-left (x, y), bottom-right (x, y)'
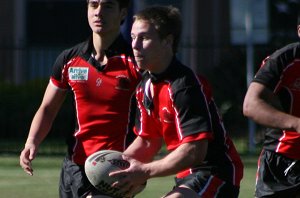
top-left (94, 20), bottom-right (104, 26)
top-left (134, 55), bottom-right (144, 61)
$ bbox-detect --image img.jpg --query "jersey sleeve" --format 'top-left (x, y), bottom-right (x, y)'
top-left (253, 43), bottom-right (299, 91)
top-left (173, 81), bottom-right (213, 140)
top-left (252, 56), bottom-right (281, 91)
top-left (49, 50), bottom-right (70, 89)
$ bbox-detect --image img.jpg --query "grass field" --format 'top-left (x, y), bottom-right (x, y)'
top-left (0, 154), bottom-right (257, 198)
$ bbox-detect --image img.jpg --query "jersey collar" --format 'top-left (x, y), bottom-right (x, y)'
top-left (149, 57), bottom-right (180, 83)
top-left (82, 34), bottom-right (132, 59)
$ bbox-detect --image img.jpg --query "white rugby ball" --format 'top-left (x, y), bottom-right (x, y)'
top-left (84, 150), bottom-right (145, 197)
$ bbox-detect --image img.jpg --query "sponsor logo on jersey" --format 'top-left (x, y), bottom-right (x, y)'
top-left (161, 107), bottom-right (174, 123)
top-left (69, 67), bottom-right (89, 81)
top-left (96, 78), bottom-right (102, 87)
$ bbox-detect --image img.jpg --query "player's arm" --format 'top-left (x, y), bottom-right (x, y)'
top-left (143, 139), bottom-right (208, 178)
top-left (20, 82), bottom-right (67, 175)
top-left (111, 139), bottom-right (207, 188)
top-left (243, 82), bottom-right (300, 132)
top-left (124, 136), bottom-right (163, 163)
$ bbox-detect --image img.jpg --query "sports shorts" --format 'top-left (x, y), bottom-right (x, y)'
top-left (59, 157), bottom-right (104, 198)
top-left (174, 170), bottom-right (240, 198)
top-left (255, 149), bottom-right (300, 197)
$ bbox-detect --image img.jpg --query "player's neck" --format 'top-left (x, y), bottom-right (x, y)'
top-left (92, 31), bottom-right (119, 55)
top-left (92, 31), bottom-right (119, 64)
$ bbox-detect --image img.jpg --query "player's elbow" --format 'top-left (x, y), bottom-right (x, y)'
top-left (242, 103), bottom-right (250, 117)
top-left (242, 97), bottom-right (255, 118)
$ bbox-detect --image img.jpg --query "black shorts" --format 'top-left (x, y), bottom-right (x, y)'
top-left (255, 149), bottom-right (300, 197)
top-left (59, 157), bottom-right (104, 198)
top-left (175, 170), bottom-right (239, 198)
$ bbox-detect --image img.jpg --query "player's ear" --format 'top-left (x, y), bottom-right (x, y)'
top-left (297, 25), bottom-right (300, 38)
top-left (163, 34), bottom-right (174, 48)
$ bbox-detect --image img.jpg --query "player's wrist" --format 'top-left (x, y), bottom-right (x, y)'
top-left (143, 163), bottom-right (154, 179)
top-left (25, 137), bottom-right (39, 146)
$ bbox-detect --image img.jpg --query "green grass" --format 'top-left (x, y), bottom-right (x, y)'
top-left (0, 154), bottom-right (257, 198)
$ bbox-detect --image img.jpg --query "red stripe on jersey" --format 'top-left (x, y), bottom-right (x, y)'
top-left (224, 138), bottom-right (244, 186)
top-left (276, 130), bottom-right (300, 160)
top-left (256, 149), bottom-right (264, 186)
top-left (50, 77), bottom-right (69, 89)
top-left (200, 176), bottom-right (225, 198)
top-left (181, 132), bottom-right (213, 144)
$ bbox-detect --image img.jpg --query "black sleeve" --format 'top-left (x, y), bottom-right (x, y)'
top-left (125, 93), bottom-right (138, 148)
top-left (173, 83), bottom-right (212, 138)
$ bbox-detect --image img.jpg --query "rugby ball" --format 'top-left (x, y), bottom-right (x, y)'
top-left (84, 150), bottom-right (145, 197)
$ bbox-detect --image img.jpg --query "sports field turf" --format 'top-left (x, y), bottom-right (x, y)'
top-left (0, 154), bottom-right (257, 198)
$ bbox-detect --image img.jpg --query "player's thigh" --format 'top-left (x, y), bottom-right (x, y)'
top-left (162, 185), bottom-right (200, 198)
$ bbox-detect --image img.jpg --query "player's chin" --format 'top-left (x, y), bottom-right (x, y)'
top-left (136, 62), bottom-right (147, 71)
top-left (92, 27), bottom-right (105, 34)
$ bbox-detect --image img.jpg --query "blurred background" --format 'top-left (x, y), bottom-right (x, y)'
top-left (1, 0), bottom-right (299, 155)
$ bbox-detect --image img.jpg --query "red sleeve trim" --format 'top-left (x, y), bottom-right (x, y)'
top-left (181, 132), bottom-right (213, 144)
top-left (50, 77), bottom-right (69, 89)
top-left (133, 126), bottom-right (139, 136)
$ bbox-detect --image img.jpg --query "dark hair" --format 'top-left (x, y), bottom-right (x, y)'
top-left (86, 0), bottom-right (131, 9)
top-left (116, 0), bottom-right (131, 9)
top-left (133, 5), bottom-right (182, 53)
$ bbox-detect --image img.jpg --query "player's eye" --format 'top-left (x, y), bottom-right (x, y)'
top-left (142, 36), bottom-right (150, 41)
top-left (88, 0), bottom-right (100, 8)
top-left (131, 34), bottom-right (136, 40)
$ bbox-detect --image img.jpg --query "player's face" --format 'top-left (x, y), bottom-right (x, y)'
top-left (131, 20), bottom-right (168, 72)
top-left (87, 0), bottom-right (127, 35)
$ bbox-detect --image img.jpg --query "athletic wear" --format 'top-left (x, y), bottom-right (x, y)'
top-left (51, 35), bottom-right (140, 165)
top-left (134, 57), bottom-right (243, 195)
top-left (252, 42), bottom-right (300, 197)
top-left (256, 150), bottom-right (300, 197)
top-left (175, 171), bottom-right (240, 198)
top-left (59, 157), bottom-right (101, 198)
top-left (51, 35), bottom-right (141, 197)
top-left (253, 42), bottom-right (300, 160)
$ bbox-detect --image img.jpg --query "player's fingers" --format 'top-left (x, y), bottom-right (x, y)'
top-left (20, 152), bottom-right (28, 167)
top-left (21, 160), bottom-right (33, 176)
top-left (113, 181), bottom-right (133, 195)
top-left (122, 155), bottom-right (135, 164)
top-left (20, 151), bottom-right (34, 176)
top-left (24, 166), bottom-right (34, 176)
top-left (111, 174), bottom-right (128, 188)
top-left (109, 170), bottom-right (126, 177)
top-left (28, 149), bottom-right (36, 161)
top-left (122, 154), bottom-right (130, 160)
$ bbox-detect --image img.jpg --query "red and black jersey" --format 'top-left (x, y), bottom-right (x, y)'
top-left (253, 42), bottom-right (300, 160)
top-left (50, 35), bottom-right (141, 165)
top-left (134, 58), bottom-right (243, 186)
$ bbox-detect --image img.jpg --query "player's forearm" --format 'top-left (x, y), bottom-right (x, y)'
top-left (25, 107), bottom-right (57, 146)
top-left (243, 82), bottom-right (300, 132)
top-left (244, 97), bottom-right (300, 131)
top-left (124, 136), bottom-right (162, 163)
top-left (144, 140), bottom-right (208, 178)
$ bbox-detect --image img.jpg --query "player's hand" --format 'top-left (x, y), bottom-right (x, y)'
top-left (20, 142), bottom-right (38, 176)
top-left (109, 155), bottom-right (149, 196)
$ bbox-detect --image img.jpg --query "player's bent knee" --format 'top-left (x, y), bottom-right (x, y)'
top-left (163, 186), bottom-right (200, 198)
